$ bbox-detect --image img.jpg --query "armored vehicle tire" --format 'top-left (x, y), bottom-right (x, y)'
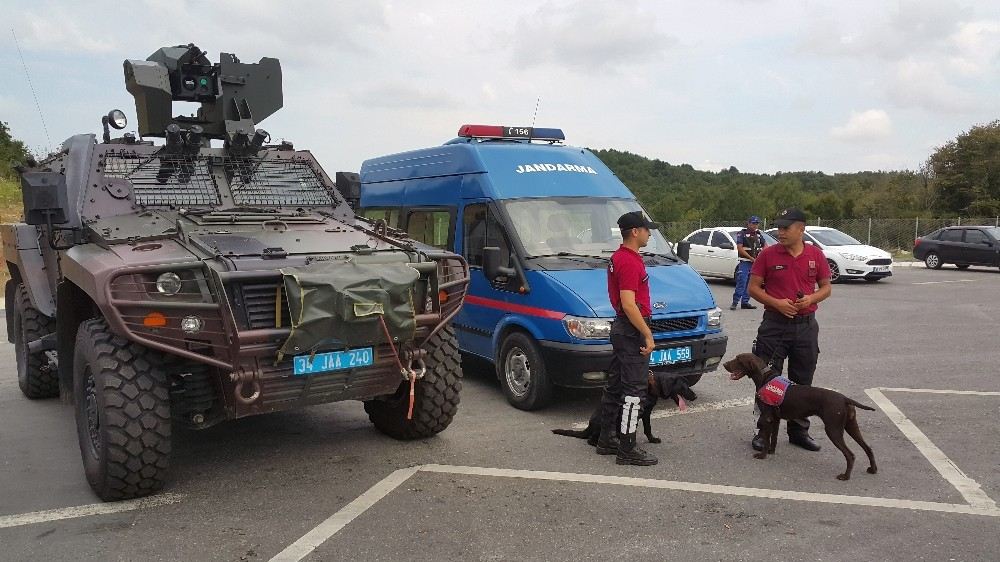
top-left (73, 318), bottom-right (172, 501)
top-left (14, 284), bottom-right (58, 399)
top-left (365, 327), bottom-right (462, 440)
top-left (498, 331), bottom-right (553, 411)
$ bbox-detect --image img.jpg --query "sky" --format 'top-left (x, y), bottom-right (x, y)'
top-left (2, 0), bottom-right (1000, 175)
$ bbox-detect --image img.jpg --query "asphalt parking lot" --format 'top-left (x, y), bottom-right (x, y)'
top-left (2, 265), bottom-right (999, 561)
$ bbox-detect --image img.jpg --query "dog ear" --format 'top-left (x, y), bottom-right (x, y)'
top-left (743, 354), bottom-right (764, 377)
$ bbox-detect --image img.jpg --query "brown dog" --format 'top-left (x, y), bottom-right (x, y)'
top-left (723, 353), bottom-right (877, 480)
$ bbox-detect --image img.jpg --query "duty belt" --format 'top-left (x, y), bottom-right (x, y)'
top-left (763, 310), bottom-right (814, 324)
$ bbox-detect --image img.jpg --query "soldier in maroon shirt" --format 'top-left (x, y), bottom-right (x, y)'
top-left (745, 208), bottom-right (832, 453)
top-left (596, 211), bottom-right (659, 466)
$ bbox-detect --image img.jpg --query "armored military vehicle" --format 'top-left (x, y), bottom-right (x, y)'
top-left (3, 44), bottom-right (468, 501)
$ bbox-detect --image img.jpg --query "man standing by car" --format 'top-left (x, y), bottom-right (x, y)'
top-left (596, 211), bottom-right (659, 466)
top-left (732, 215), bottom-right (766, 311)
top-left (746, 208), bottom-right (832, 452)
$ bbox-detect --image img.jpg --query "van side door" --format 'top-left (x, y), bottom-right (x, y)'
top-left (453, 201), bottom-right (517, 360)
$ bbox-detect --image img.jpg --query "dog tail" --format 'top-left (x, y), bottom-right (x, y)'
top-left (551, 428), bottom-right (590, 439)
top-left (846, 398), bottom-right (876, 411)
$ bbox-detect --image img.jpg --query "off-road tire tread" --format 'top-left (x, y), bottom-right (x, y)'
top-left (75, 318), bottom-right (171, 501)
top-left (364, 327), bottom-right (462, 440)
top-left (15, 284), bottom-right (57, 398)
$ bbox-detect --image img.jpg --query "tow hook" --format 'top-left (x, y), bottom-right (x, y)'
top-left (230, 369), bottom-right (261, 405)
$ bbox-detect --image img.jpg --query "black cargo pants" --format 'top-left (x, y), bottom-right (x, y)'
top-left (600, 317), bottom-right (650, 437)
top-left (752, 310), bottom-right (820, 435)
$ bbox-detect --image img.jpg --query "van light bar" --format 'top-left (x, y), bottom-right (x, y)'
top-left (457, 124), bottom-right (565, 141)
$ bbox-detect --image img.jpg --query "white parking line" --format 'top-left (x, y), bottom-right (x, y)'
top-left (0, 493), bottom-right (184, 529)
top-left (911, 279), bottom-right (977, 285)
top-left (571, 397), bottom-right (753, 429)
top-left (269, 463), bottom-right (1000, 562)
top-left (271, 387), bottom-right (1000, 561)
top-left (269, 467), bottom-right (420, 562)
top-left (866, 388), bottom-right (997, 510)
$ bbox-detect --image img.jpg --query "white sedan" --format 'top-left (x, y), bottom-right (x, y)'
top-left (765, 226), bottom-right (893, 282)
top-left (681, 227), bottom-right (778, 280)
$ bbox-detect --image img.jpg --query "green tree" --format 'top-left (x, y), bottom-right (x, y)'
top-left (0, 121), bottom-right (32, 179)
top-left (927, 120), bottom-right (1000, 216)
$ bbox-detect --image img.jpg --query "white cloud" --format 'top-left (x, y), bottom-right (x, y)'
top-left (509, 0), bottom-right (674, 72)
top-left (349, 83), bottom-right (458, 110)
top-left (831, 110), bottom-right (893, 141)
top-left (15, 12), bottom-right (117, 53)
top-left (888, 58), bottom-right (981, 113)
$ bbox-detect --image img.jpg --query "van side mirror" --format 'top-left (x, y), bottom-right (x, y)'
top-left (718, 241), bottom-right (734, 250)
top-left (483, 246), bottom-right (515, 280)
top-left (674, 240), bottom-right (690, 263)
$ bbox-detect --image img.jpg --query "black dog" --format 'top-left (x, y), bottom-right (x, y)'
top-left (551, 371), bottom-right (697, 446)
top-left (724, 353), bottom-right (878, 481)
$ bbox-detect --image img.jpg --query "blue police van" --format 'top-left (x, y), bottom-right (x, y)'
top-left (358, 125), bottom-right (727, 410)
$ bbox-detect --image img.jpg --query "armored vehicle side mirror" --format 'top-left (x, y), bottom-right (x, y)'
top-left (483, 246), bottom-right (515, 280)
top-left (21, 172), bottom-right (69, 226)
top-left (335, 171), bottom-right (361, 209)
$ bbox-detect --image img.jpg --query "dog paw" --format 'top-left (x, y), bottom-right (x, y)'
top-left (867, 467), bottom-right (878, 474)
top-left (837, 473), bottom-right (850, 481)
top-left (647, 437), bottom-right (662, 444)
top-left (753, 452), bottom-right (767, 460)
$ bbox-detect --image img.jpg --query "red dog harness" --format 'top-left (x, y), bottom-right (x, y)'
top-left (758, 376), bottom-right (792, 407)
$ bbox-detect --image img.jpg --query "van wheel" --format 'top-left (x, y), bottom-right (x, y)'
top-left (498, 332), bottom-right (553, 411)
top-left (74, 317), bottom-right (172, 501)
top-left (365, 327), bottom-right (463, 440)
top-left (14, 284), bottom-right (58, 399)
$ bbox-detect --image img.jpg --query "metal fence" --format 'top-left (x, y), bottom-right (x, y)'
top-left (659, 217), bottom-right (1000, 256)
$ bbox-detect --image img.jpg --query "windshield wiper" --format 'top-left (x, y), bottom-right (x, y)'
top-left (526, 252), bottom-right (608, 260)
top-left (640, 251), bottom-right (680, 262)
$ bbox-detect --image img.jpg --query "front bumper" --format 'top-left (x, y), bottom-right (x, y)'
top-left (537, 331), bottom-right (728, 388)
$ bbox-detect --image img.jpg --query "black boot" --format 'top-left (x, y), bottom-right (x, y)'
top-left (595, 426), bottom-right (620, 455)
top-left (616, 433), bottom-right (658, 466)
top-left (751, 433), bottom-right (765, 451)
top-left (741, 303), bottom-right (757, 309)
top-left (789, 432), bottom-right (821, 451)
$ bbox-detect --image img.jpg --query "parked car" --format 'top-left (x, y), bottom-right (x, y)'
top-left (681, 227), bottom-right (778, 280)
top-left (913, 226), bottom-right (1000, 270)
top-left (764, 226), bottom-right (893, 282)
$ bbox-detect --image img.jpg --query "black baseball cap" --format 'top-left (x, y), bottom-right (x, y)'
top-left (773, 207), bottom-right (807, 228)
top-left (617, 211), bottom-right (659, 231)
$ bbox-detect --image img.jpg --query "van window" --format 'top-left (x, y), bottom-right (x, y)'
top-left (407, 210), bottom-right (452, 249)
top-left (463, 203), bottom-right (511, 268)
top-left (361, 208), bottom-right (400, 228)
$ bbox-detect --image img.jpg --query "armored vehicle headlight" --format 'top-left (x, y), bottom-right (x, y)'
top-left (181, 316), bottom-right (204, 334)
top-left (156, 272), bottom-right (183, 295)
top-left (563, 316), bottom-right (612, 340)
top-left (107, 109), bottom-right (127, 130)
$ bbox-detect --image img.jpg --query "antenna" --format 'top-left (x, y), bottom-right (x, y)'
top-left (530, 96), bottom-right (541, 128)
top-left (11, 28), bottom-right (52, 153)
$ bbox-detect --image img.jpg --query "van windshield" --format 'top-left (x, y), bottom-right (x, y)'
top-left (503, 197), bottom-right (675, 258)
